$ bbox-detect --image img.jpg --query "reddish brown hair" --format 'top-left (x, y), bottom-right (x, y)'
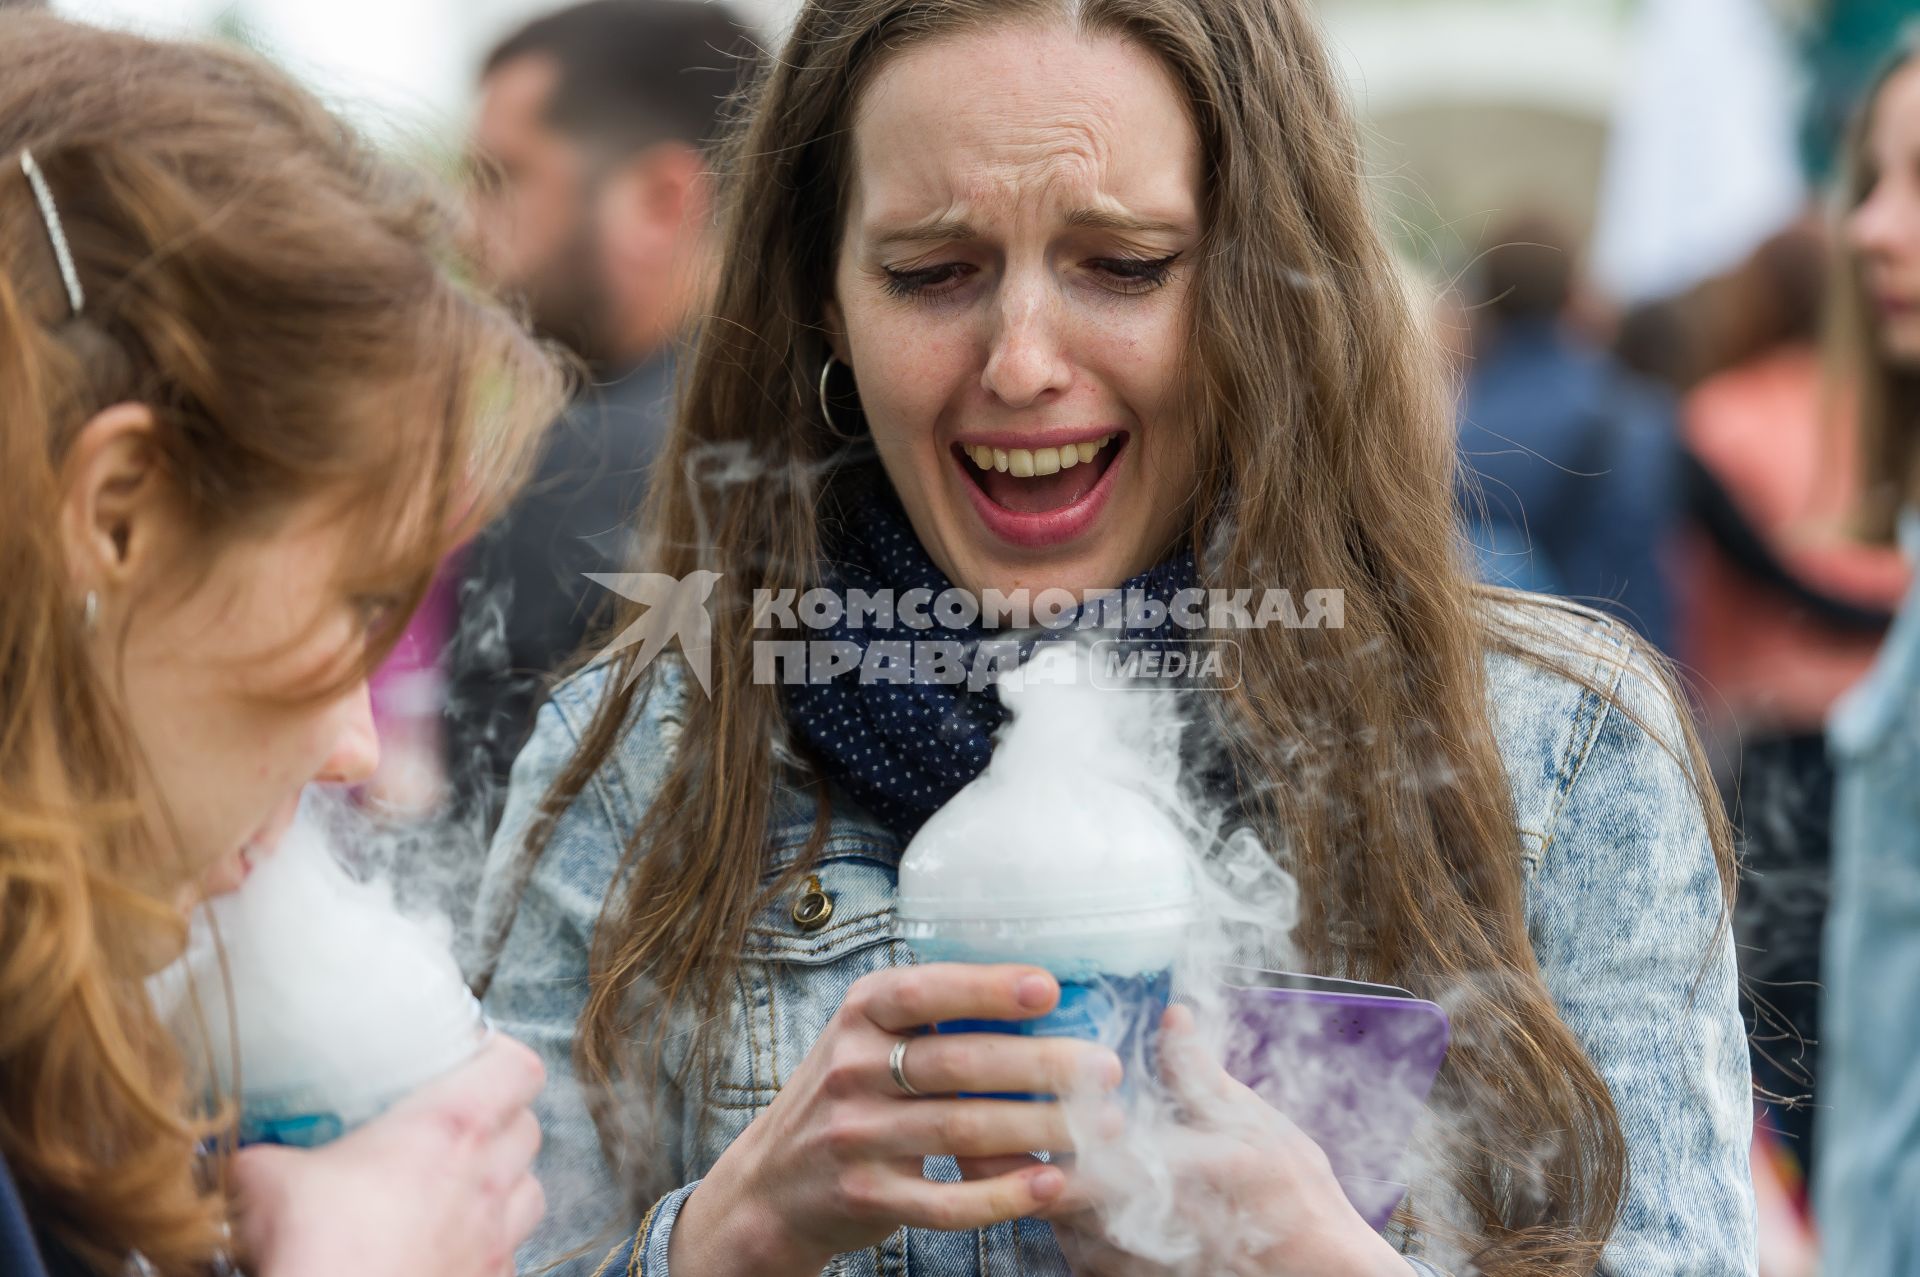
top-left (0, 13), bottom-right (561, 1273)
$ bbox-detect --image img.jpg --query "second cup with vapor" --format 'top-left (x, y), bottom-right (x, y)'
top-left (159, 814), bottom-right (489, 1146)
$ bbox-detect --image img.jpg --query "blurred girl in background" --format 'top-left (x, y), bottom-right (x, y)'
top-left (1816, 25), bottom-right (1920, 1277)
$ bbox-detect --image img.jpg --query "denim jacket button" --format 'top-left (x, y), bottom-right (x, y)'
top-left (792, 875), bottom-right (834, 931)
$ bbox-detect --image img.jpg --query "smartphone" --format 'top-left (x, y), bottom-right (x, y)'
top-left (1219, 966), bottom-right (1450, 1231)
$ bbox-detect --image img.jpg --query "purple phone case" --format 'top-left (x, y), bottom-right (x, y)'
top-left (1221, 969), bottom-right (1450, 1232)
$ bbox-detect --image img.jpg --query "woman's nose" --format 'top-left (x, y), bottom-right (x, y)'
top-left (1850, 184), bottom-right (1912, 262)
top-left (315, 683), bottom-right (381, 786)
top-left (981, 287), bottom-right (1071, 409)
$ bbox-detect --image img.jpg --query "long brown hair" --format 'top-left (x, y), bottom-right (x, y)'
top-left (1833, 25), bottom-right (1920, 544)
top-left (0, 13), bottom-right (561, 1274)
top-left (525, 0), bottom-right (1733, 1270)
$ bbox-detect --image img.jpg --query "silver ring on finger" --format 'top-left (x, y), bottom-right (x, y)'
top-left (888, 1036), bottom-right (924, 1098)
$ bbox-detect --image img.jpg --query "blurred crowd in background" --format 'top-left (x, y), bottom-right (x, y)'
top-left (20, 0), bottom-right (1918, 1272)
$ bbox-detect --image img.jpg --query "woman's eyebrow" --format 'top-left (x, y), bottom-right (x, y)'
top-left (1063, 207), bottom-right (1188, 235)
top-left (869, 207), bottom-right (1186, 251)
top-left (870, 217), bottom-right (976, 250)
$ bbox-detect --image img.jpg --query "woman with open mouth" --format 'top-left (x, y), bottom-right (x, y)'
top-left (475, 1), bottom-right (1755, 1274)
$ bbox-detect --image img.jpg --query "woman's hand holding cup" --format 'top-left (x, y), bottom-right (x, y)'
top-left (229, 1033), bottom-right (547, 1277)
top-left (964, 1006), bottom-right (1409, 1277)
top-left (670, 963), bottom-right (1123, 1277)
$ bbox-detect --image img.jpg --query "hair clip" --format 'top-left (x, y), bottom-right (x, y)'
top-left (19, 149), bottom-right (85, 317)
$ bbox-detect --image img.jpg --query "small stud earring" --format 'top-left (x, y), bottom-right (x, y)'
top-left (81, 590), bottom-right (99, 635)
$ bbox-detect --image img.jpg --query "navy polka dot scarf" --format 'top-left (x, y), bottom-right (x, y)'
top-left (784, 474), bottom-right (1196, 842)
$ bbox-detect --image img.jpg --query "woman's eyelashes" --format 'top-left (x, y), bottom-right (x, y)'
top-left (1094, 252), bottom-right (1182, 292)
top-left (878, 251), bottom-right (1182, 301)
top-left (881, 261), bottom-right (974, 299)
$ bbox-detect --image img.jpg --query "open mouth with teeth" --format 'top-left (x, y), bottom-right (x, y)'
top-left (953, 433), bottom-right (1124, 516)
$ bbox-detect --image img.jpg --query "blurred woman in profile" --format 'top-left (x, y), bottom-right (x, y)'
top-left (1675, 220), bottom-right (1908, 1197)
top-left (0, 13), bottom-right (562, 1276)
top-left (1815, 26), bottom-right (1920, 1277)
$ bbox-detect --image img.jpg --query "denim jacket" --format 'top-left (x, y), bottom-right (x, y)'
top-left (473, 594), bottom-right (1756, 1276)
top-left (0, 1147), bottom-right (145, 1277)
top-left (1, 1148), bottom-right (56, 1277)
top-left (1816, 511), bottom-right (1920, 1275)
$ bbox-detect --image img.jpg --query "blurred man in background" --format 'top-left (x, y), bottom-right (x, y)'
top-left (1457, 216), bottom-right (1682, 653)
top-left (450, 0), bottom-right (759, 824)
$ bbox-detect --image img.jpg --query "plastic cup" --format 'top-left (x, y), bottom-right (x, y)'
top-left (895, 734), bottom-right (1195, 1091)
top-left (159, 819), bottom-right (496, 1148)
top-left (896, 908), bottom-right (1190, 1097)
top-left (230, 993), bottom-right (492, 1148)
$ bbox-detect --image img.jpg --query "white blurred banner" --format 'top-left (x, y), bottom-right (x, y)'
top-left (1591, 0), bottom-right (1807, 306)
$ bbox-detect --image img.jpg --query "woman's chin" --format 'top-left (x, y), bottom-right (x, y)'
top-left (195, 846), bottom-right (255, 901)
top-left (191, 800), bottom-right (298, 903)
top-left (943, 538), bottom-right (1141, 602)
top-left (1885, 327), bottom-right (1920, 370)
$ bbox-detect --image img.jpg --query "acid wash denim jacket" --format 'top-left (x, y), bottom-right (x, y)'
top-left (1817, 511), bottom-right (1920, 1275)
top-left (472, 595), bottom-right (1758, 1277)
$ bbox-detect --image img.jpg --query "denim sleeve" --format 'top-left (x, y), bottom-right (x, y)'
top-left (585, 1182), bottom-right (701, 1277)
top-left (1814, 568), bottom-right (1920, 1275)
top-left (470, 668), bottom-right (690, 1276)
top-left (1525, 654), bottom-right (1758, 1275)
top-left (594, 1187), bottom-right (1431, 1277)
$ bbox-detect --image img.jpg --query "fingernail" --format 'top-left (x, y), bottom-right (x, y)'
top-left (1016, 974), bottom-right (1056, 1010)
top-left (1030, 1167), bottom-right (1066, 1200)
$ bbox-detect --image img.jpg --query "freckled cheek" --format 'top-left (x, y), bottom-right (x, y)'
top-left (1085, 325), bottom-right (1181, 422)
top-left (245, 709), bottom-right (330, 784)
top-left (250, 732), bottom-right (295, 787)
top-left (862, 335), bottom-right (972, 447)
